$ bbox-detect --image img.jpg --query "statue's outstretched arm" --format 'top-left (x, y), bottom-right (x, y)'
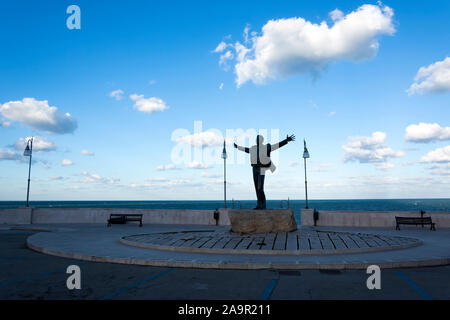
top-left (271, 134), bottom-right (296, 151)
top-left (234, 143), bottom-right (249, 153)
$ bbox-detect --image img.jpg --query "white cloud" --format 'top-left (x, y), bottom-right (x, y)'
top-left (0, 120), bottom-right (11, 128)
top-left (145, 177), bottom-right (169, 182)
top-left (130, 94), bottom-right (168, 114)
top-left (109, 89), bottom-right (124, 100)
top-left (47, 176), bottom-right (66, 181)
top-left (342, 174), bottom-right (450, 193)
top-left (375, 163), bottom-right (395, 171)
top-left (420, 146), bottom-right (450, 163)
top-left (13, 136), bottom-right (57, 152)
top-left (329, 9), bottom-right (344, 21)
top-left (61, 159), bottom-right (74, 166)
top-left (405, 123), bottom-right (450, 143)
top-left (215, 4), bottom-right (395, 86)
top-left (407, 57), bottom-right (450, 95)
top-left (219, 50), bottom-right (234, 70)
top-left (129, 178), bottom-right (203, 189)
top-left (343, 131), bottom-right (404, 164)
top-left (243, 24), bottom-right (250, 44)
top-left (328, 111), bottom-right (336, 117)
top-left (0, 149), bottom-right (19, 161)
top-left (428, 163), bottom-right (450, 176)
top-left (0, 98), bottom-right (77, 134)
top-left (80, 171), bottom-right (119, 184)
top-left (176, 131), bottom-right (224, 148)
top-left (219, 83), bottom-right (224, 90)
top-left (155, 164), bottom-right (179, 171)
top-left (201, 172), bottom-right (221, 178)
top-left (213, 41), bottom-right (228, 53)
top-left (81, 150), bottom-right (95, 156)
top-left (186, 161), bottom-right (213, 169)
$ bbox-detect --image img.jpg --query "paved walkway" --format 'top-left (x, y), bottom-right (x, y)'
top-left (2, 230), bottom-right (449, 300)
top-left (6, 224), bottom-right (448, 270)
top-left (121, 229), bottom-right (421, 255)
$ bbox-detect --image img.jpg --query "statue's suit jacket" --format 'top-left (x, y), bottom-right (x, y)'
top-left (237, 138), bottom-right (289, 175)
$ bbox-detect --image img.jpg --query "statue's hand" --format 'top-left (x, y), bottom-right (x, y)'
top-left (287, 134), bottom-right (296, 142)
top-left (233, 143), bottom-right (238, 148)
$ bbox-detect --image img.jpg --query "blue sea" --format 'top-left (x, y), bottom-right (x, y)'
top-left (1, 199), bottom-right (449, 223)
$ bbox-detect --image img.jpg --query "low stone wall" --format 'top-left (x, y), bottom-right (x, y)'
top-left (2, 207), bottom-right (449, 228)
top-left (301, 209), bottom-right (450, 228)
top-left (0, 208), bottom-right (231, 226)
top-left (0, 208), bottom-right (33, 224)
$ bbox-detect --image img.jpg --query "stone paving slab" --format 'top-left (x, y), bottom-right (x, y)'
top-left (120, 229), bottom-right (421, 255)
top-left (9, 224), bottom-right (449, 270)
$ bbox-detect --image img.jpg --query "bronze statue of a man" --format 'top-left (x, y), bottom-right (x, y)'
top-left (234, 134), bottom-right (295, 210)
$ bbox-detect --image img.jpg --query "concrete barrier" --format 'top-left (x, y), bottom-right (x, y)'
top-left (0, 208), bottom-right (33, 224)
top-left (301, 209), bottom-right (450, 228)
top-left (0, 208), bottom-right (231, 226)
top-left (1, 207), bottom-right (448, 228)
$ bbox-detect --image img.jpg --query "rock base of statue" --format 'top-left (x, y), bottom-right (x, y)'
top-left (228, 209), bottom-right (297, 234)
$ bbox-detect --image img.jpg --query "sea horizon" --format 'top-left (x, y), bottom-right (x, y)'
top-left (2, 198), bottom-right (450, 212)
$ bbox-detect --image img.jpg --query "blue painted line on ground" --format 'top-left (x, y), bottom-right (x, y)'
top-left (99, 268), bottom-right (175, 300)
top-left (0, 262), bottom-right (91, 287)
top-left (396, 271), bottom-right (433, 300)
top-left (259, 279), bottom-right (278, 300)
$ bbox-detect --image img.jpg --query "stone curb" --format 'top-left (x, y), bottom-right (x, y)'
top-left (26, 236), bottom-right (450, 270)
top-left (0, 226), bottom-right (54, 232)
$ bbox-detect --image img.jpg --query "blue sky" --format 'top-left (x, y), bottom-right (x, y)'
top-left (0, 0), bottom-right (449, 201)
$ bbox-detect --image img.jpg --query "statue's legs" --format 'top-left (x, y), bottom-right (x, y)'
top-left (252, 168), bottom-right (260, 208)
top-left (259, 175), bottom-right (266, 209)
top-left (252, 167), bottom-right (266, 209)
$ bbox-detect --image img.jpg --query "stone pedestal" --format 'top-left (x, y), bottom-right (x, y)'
top-left (300, 208), bottom-right (315, 226)
top-left (229, 209), bottom-right (297, 234)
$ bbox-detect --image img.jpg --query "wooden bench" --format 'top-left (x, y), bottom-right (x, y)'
top-left (107, 214), bottom-right (143, 227)
top-left (395, 216), bottom-right (436, 231)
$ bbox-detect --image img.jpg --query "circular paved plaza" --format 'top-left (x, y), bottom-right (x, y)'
top-left (17, 224), bottom-right (450, 270)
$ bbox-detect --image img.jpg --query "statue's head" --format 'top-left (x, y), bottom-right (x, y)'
top-left (256, 135), bottom-right (264, 144)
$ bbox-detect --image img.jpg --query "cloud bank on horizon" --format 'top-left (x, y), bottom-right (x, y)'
top-left (214, 3), bottom-right (395, 86)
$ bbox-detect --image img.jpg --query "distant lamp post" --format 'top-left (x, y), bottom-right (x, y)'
top-left (23, 137), bottom-right (33, 208)
top-left (302, 139), bottom-right (310, 209)
top-left (221, 140), bottom-right (227, 208)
